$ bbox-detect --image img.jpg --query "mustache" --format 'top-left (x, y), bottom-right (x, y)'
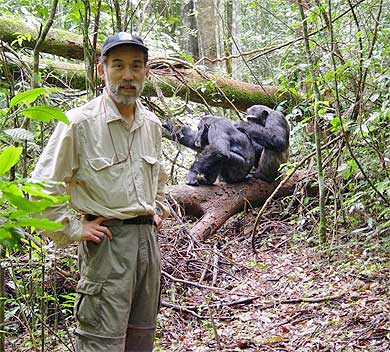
top-left (117, 81), bottom-right (141, 89)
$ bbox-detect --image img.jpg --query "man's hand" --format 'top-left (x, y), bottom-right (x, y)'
top-left (81, 216), bottom-right (113, 243)
top-left (153, 214), bottom-right (163, 231)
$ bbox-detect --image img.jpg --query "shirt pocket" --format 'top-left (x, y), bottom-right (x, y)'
top-left (139, 155), bottom-right (160, 204)
top-left (83, 156), bottom-right (130, 207)
top-left (87, 157), bottom-right (114, 171)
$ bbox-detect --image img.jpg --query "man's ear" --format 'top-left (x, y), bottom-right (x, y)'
top-left (145, 64), bottom-right (150, 79)
top-left (97, 63), bottom-right (104, 79)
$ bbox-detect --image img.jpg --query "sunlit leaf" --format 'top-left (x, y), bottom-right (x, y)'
top-left (13, 218), bottom-right (62, 231)
top-left (20, 106), bottom-right (69, 124)
top-left (9, 88), bottom-right (59, 108)
top-left (22, 183), bottom-right (69, 203)
top-left (0, 146), bottom-right (23, 176)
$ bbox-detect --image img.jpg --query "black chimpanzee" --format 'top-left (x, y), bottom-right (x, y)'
top-left (235, 105), bottom-right (290, 182)
top-left (163, 116), bottom-right (255, 186)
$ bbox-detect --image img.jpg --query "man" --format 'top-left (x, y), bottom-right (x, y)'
top-left (32, 32), bottom-right (169, 352)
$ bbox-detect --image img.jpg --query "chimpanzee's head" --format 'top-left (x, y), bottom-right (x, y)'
top-left (194, 116), bottom-right (214, 148)
top-left (246, 105), bottom-right (273, 126)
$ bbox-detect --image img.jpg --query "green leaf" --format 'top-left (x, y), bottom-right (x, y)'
top-left (10, 88), bottom-right (46, 108)
top-left (20, 106), bottom-right (69, 124)
top-left (22, 183), bottom-right (69, 203)
top-left (0, 226), bottom-right (25, 249)
top-left (12, 218), bottom-right (62, 231)
top-left (1, 183), bottom-right (57, 212)
top-left (0, 146), bottom-right (23, 176)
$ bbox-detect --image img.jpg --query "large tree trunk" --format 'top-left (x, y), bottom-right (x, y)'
top-left (168, 170), bottom-right (311, 241)
top-left (195, 0), bottom-right (221, 70)
top-left (231, 0), bottom-right (242, 80)
top-left (179, 0), bottom-right (199, 57)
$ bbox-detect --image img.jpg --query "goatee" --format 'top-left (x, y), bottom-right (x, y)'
top-left (105, 74), bottom-right (145, 105)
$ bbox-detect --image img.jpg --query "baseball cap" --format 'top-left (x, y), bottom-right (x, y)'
top-left (101, 32), bottom-right (148, 57)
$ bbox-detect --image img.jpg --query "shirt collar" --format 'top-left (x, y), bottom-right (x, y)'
top-left (102, 89), bottom-right (145, 130)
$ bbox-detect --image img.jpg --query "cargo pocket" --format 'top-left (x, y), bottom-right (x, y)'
top-left (74, 279), bottom-right (104, 328)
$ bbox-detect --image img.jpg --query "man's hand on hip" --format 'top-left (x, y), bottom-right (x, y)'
top-left (153, 214), bottom-right (163, 231)
top-left (81, 216), bottom-right (113, 243)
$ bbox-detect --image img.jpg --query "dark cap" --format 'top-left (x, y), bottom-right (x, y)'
top-left (101, 32), bottom-right (148, 57)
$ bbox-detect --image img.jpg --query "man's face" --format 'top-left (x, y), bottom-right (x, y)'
top-left (98, 45), bottom-right (149, 105)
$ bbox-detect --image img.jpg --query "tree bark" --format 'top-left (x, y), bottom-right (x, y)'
top-left (231, 0), bottom-right (242, 80)
top-left (168, 170), bottom-right (311, 241)
top-left (179, 0), bottom-right (199, 57)
top-left (195, 0), bottom-right (221, 70)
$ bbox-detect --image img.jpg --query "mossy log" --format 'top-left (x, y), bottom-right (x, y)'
top-left (0, 15), bottom-right (299, 110)
top-left (0, 16), bottom-right (87, 60)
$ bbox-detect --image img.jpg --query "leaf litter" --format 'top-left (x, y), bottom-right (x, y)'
top-left (157, 205), bottom-right (390, 351)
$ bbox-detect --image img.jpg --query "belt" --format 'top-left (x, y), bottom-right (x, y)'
top-left (85, 214), bottom-right (155, 226)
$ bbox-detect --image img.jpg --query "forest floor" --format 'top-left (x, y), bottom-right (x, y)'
top-left (156, 207), bottom-right (390, 351)
top-left (4, 204), bottom-right (390, 352)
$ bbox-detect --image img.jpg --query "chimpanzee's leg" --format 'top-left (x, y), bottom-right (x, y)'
top-left (186, 145), bottom-right (225, 186)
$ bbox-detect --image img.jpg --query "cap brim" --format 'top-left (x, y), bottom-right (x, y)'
top-left (101, 40), bottom-right (148, 56)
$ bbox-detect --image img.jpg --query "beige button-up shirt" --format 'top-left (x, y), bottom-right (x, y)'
top-left (32, 90), bottom-right (169, 247)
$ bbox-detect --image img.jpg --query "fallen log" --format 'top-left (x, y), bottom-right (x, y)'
top-left (0, 16), bottom-right (300, 110)
top-left (167, 170), bottom-right (311, 241)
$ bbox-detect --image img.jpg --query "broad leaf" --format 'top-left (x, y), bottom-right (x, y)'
top-left (20, 106), bottom-right (69, 124)
top-left (0, 146), bottom-right (23, 176)
top-left (9, 87), bottom-right (60, 108)
top-left (2, 184), bottom-right (55, 212)
top-left (22, 183), bottom-right (69, 203)
top-left (0, 226), bottom-right (25, 249)
top-left (11, 218), bottom-right (62, 231)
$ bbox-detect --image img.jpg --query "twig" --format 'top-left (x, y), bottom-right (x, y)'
top-left (162, 270), bottom-right (223, 291)
top-left (161, 301), bottom-right (206, 319)
top-left (162, 292), bottom-right (345, 318)
top-left (211, 244), bottom-right (219, 287)
top-left (248, 0), bottom-right (368, 62)
top-left (207, 304), bottom-right (222, 350)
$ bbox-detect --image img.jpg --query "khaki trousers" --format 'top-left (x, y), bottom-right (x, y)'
top-left (74, 223), bottom-right (161, 352)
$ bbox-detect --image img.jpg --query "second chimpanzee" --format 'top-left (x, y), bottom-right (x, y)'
top-left (163, 116), bottom-right (255, 186)
top-left (236, 105), bottom-right (290, 182)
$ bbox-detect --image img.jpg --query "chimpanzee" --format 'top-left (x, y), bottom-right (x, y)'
top-left (163, 116), bottom-right (255, 186)
top-left (235, 105), bottom-right (290, 182)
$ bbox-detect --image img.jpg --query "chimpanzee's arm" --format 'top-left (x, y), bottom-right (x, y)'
top-left (162, 120), bottom-right (201, 151)
top-left (207, 122), bottom-right (231, 158)
top-left (249, 114), bottom-right (289, 152)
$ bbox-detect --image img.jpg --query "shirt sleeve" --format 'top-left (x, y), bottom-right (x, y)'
top-left (153, 124), bottom-right (170, 219)
top-left (31, 120), bottom-right (82, 247)
top-left (155, 162), bottom-right (170, 219)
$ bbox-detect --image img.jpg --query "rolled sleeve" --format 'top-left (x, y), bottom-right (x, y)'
top-left (32, 121), bottom-right (81, 247)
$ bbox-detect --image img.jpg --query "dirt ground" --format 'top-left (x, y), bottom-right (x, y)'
top-left (156, 209), bottom-right (390, 351)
